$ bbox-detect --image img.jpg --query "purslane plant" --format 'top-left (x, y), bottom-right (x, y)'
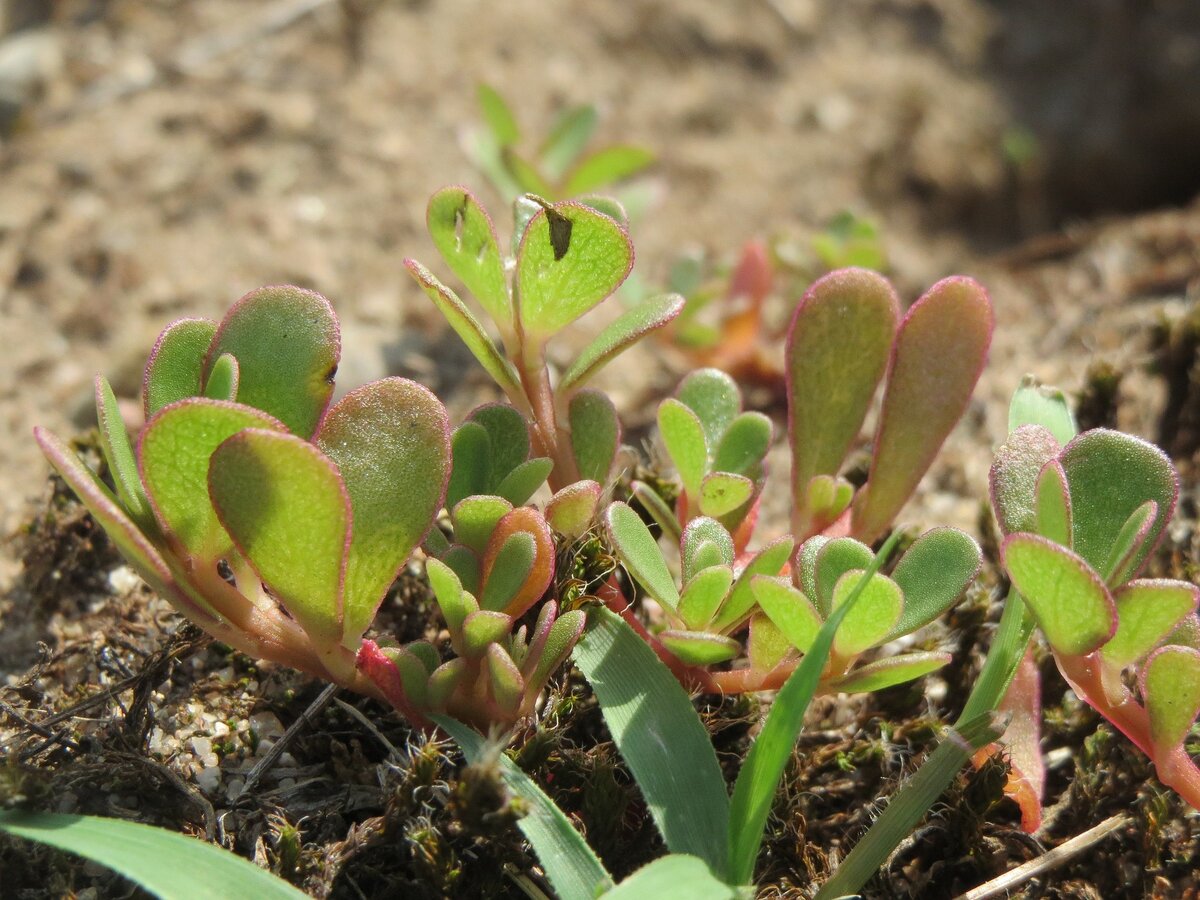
top-left (406, 186), bottom-right (683, 490)
top-left (993, 424), bottom-right (1200, 810)
top-left (35, 287), bottom-right (451, 694)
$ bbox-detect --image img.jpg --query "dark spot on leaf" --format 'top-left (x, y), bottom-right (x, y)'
top-left (324, 363), bottom-right (338, 385)
top-left (546, 209), bottom-right (572, 261)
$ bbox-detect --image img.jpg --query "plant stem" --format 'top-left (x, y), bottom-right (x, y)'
top-left (517, 344), bottom-right (577, 490)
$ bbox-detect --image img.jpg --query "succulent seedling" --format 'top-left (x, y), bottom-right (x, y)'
top-left (36, 286), bottom-right (451, 695)
top-left (993, 420), bottom-right (1200, 811)
top-left (406, 187), bottom-right (683, 495)
top-left (603, 499), bottom-right (979, 695)
top-left (787, 268), bottom-right (993, 543)
top-left (467, 83), bottom-right (656, 208)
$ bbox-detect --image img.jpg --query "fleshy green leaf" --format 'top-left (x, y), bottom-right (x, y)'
top-left (631, 480), bottom-right (682, 543)
top-left (659, 399), bottom-right (708, 497)
top-left (564, 145), bottom-right (656, 195)
top-left (486, 643), bottom-right (525, 716)
top-left (205, 286), bottom-right (339, 439)
top-left (405, 259), bottom-right (522, 396)
top-left (786, 269), bottom-right (898, 536)
top-left (480, 531), bottom-right (536, 612)
top-left (515, 201), bottom-right (633, 339)
top-left (569, 389), bottom-right (620, 483)
top-left (831, 570), bottom-right (904, 657)
top-left (713, 412), bottom-right (771, 477)
top-left (749, 612), bottom-right (793, 673)
top-left (680, 517), bottom-right (735, 583)
top-left (95, 376), bottom-right (151, 526)
top-left (462, 610), bottom-right (512, 657)
top-left (436, 716), bottom-right (614, 900)
top-left (316, 378), bottom-right (450, 644)
top-left (752, 576), bottom-right (822, 654)
top-left (476, 83), bottom-right (520, 146)
top-left (1102, 579), bottom-right (1199, 669)
top-left (442, 545), bottom-right (481, 596)
top-left (1101, 500), bottom-right (1158, 587)
top-left (480, 507), bottom-right (555, 618)
top-left (427, 557), bottom-right (473, 637)
top-left (575, 194), bottom-right (630, 227)
top-left (447, 422), bottom-right (491, 509)
top-left (1008, 376), bottom-right (1077, 443)
top-left (827, 651), bottom-right (951, 693)
top-left (697, 472), bottom-right (754, 518)
top-left (428, 659), bottom-right (467, 709)
top-left (711, 536), bottom-right (794, 633)
top-left (427, 186), bottom-right (511, 327)
top-left (0, 811), bottom-right (308, 900)
top-left (814, 537), bottom-right (875, 617)
top-left (1141, 646), bottom-right (1200, 750)
top-left (469, 403), bottom-right (532, 484)
top-left (539, 105), bottom-right (598, 180)
top-left (558, 293), bottom-right (685, 394)
top-left (142, 317), bottom-right (217, 418)
top-left (1002, 533), bottom-right (1116, 655)
top-left (677, 565), bottom-right (735, 630)
top-left (989, 425), bottom-right (1062, 536)
top-left (545, 480), bottom-right (601, 538)
top-left (35, 427), bottom-right (216, 621)
top-left (525, 606), bottom-right (587, 689)
top-left (496, 457), bottom-right (553, 506)
top-left (887, 527), bottom-right (981, 639)
top-left (605, 502), bottom-right (680, 611)
top-left (573, 608), bottom-right (730, 872)
top-left (139, 399), bottom-right (285, 560)
top-left (451, 495), bottom-right (513, 554)
top-left (202, 353), bottom-right (238, 402)
top-left (209, 429), bottom-right (348, 646)
top-left (794, 536), bottom-right (828, 602)
top-left (853, 276), bottom-right (992, 542)
top-left (677, 368), bottom-right (740, 449)
top-left (1033, 459), bottom-right (1072, 546)
top-left (659, 630), bottom-right (740, 665)
top-left (1059, 429), bottom-right (1177, 578)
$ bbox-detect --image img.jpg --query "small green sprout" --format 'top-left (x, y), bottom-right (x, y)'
top-left (36, 287), bottom-right (451, 694)
top-left (993, 421), bottom-right (1200, 812)
top-left (407, 186), bottom-right (683, 492)
top-left (603, 500), bottom-right (979, 695)
top-left (467, 83), bottom-right (656, 207)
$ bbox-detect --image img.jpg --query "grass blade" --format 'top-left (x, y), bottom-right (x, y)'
top-left (727, 531), bottom-right (902, 885)
top-left (0, 810), bottom-right (306, 900)
top-left (604, 854), bottom-right (739, 899)
top-left (435, 716), bottom-right (613, 900)
top-left (573, 606), bottom-right (731, 875)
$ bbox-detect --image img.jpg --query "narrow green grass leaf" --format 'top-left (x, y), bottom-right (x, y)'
top-left (564, 145), bottom-right (656, 195)
top-left (786, 269), bottom-right (898, 535)
top-left (603, 854), bottom-right (737, 900)
top-left (569, 389), bottom-right (620, 483)
top-left (139, 399), bottom-right (285, 561)
top-left (428, 186), bottom-right (512, 328)
top-left (317, 378), bottom-right (450, 644)
top-left (515, 201), bottom-right (633, 339)
top-left (853, 276), bottom-right (992, 543)
top-left (0, 811), bottom-right (307, 900)
top-left (405, 259), bottom-right (523, 397)
top-left (142, 317), bottom-right (216, 418)
top-left (559, 293), bottom-right (685, 394)
top-left (1002, 534), bottom-right (1116, 655)
top-left (1103, 580), bottom-right (1199, 670)
top-left (209, 429), bottom-right (348, 646)
top-left (1059, 429), bottom-right (1177, 578)
top-left (573, 607), bottom-right (730, 874)
top-left (435, 716), bottom-right (614, 900)
top-left (95, 376), bottom-right (151, 526)
top-left (728, 531), bottom-right (902, 885)
top-left (1142, 646), bottom-right (1200, 750)
top-left (887, 527), bottom-right (981, 639)
top-left (205, 286), bottom-right (339, 439)
top-left (605, 501), bottom-right (681, 611)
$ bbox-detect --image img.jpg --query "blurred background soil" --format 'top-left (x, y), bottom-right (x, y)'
top-left (2, 1), bottom-right (1200, 896)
